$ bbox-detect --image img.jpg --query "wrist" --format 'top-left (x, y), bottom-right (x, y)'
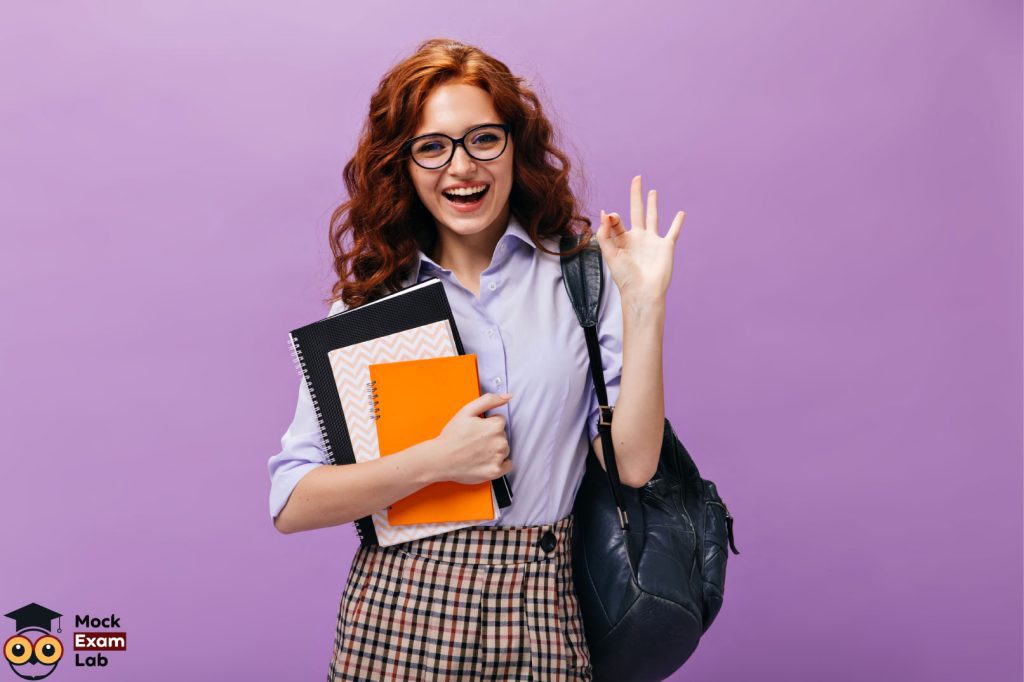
top-left (416, 436), bottom-right (449, 485)
top-left (621, 294), bottom-right (666, 327)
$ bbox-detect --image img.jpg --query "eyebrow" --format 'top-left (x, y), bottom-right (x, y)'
top-left (413, 122), bottom-right (503, 138)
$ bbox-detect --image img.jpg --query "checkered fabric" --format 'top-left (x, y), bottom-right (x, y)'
top-left (328, 513), bottom-right (593, 681)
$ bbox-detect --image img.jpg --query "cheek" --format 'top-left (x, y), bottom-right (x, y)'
top-left (409, 170), bottom-right (436, 203)
top-left (494, 160), bottom-right (514, 193)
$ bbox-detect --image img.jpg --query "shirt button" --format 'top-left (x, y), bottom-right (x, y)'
top-left (493, 377), bottom-right (502, 386)
top-left (488, 282), bottom-right (497, 291)
top-left (499, 243), bottom-right (506, 251)
top-left (486, 328), bottom-right (494, 336)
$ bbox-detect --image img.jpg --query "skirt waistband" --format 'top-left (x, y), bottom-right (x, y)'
top-left (387, 513), bottom-right (575, 566)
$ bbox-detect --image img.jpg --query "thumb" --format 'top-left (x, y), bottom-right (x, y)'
top-left (460, 391), bottom-right (512, 417)
top-left (597, 210), bottom-right (609, 242)
top-left (596, 210), bottom-right (615, 255)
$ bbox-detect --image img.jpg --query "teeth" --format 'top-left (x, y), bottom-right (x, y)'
top-left (443, 184), bottom-right (488, 197)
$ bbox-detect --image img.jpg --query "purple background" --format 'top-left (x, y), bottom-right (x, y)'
top-left (1, 2), bottom-right (1020, 680)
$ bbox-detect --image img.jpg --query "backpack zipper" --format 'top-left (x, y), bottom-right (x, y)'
top-left (708, 500), bottom-right (740, 555)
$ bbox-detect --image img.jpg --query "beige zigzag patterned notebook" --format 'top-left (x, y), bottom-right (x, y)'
top-left (327, 320), bottom-right (501, 546)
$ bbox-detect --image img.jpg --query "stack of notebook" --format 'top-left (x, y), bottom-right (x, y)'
top-left (288, 277), bottom-right (513, 546)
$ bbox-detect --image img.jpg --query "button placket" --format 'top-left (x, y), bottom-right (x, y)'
top-left (475, 300), bottom-right (509, 442)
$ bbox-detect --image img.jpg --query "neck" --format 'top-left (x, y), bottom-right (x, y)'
top-left (430, 204), bottom-right (511, 275)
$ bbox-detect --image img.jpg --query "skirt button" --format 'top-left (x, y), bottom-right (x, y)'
top-left (538, 530), bottom-right (557, 553)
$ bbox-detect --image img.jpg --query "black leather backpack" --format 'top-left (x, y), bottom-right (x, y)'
top-left (560, 234), bottom-right (740, 682)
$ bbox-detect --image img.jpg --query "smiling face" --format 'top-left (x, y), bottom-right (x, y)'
top-left (406, 82), bottom-right (514, 246)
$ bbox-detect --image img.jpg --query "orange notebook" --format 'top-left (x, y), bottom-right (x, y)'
top-left (368, 354), bottom-right (497, 526)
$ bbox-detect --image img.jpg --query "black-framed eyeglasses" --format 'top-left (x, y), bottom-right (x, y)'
top-left (402, 123), bottom-right (511, 170)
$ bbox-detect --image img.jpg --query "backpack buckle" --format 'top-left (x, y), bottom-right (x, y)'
top-left (599, 404), bottom-right (614, 426)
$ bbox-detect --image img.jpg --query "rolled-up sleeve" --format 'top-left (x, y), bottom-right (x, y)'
top-left (586, 257), bottom-right (624, 442)
top-left (268, 298), bottom-right (346, 520)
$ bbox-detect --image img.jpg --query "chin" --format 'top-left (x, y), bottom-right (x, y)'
top-left (442, 212), bottom-right (500, 231)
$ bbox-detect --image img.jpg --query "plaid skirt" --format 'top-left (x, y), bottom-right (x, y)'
top-left (328, 513), bottom-right (593, 681)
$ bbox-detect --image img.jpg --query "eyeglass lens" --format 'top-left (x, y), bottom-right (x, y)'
top-left (410, 125), bottom-right (507, 168)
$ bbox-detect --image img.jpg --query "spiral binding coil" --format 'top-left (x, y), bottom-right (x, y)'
top-left (287, 334), bottom-right (337, 466)
top-left (367, 379), bottom-right (381, 421)
top-left (286, 333), bottom-right (375, 546)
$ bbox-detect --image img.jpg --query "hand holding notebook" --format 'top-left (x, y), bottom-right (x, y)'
top-left (428, 391), bottom-right (513, 486)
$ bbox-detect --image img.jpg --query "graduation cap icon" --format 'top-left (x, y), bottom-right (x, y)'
top-left (5, 603), bottom-right (62, 633)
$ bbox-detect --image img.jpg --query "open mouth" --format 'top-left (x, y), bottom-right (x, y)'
top-left (442, 184), bottom-right (490, 205)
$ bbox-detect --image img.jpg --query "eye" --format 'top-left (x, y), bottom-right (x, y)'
top-left (34, 635), bottom-right (63, 664)
top-left (412, 137), bottom-right (450, 157)
top-left (4, 635), bottom-right (32, 665)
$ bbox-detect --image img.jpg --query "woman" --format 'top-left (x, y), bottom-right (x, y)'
top-left (268, 37), bottom-right (685, 681)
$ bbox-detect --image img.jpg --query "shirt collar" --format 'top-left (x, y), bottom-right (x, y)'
top-left (406, 213), bottom-right (536, 287)
top-left (501, 214), bottom-right (536, 251)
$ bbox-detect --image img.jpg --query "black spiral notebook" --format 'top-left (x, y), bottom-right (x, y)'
top-left (288, 277), bottom-right (514, 546)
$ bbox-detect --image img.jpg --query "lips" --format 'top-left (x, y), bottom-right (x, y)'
top-left (442, 184), bottom-right (490, 206)
top-left (440, 183), bottom-right (487, 201)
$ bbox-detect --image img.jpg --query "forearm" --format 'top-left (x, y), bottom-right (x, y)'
top-left (611, 294), bottom-right (666, 486)
top-left (273, 439), bottom-right (443, 534)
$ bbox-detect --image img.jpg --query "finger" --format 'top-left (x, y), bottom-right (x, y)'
top-left (607, 211), bottom-right (627, 239)
top-left (599, 211), bottom-right (621, 257)
top-left (463, 392), bottom-right (512, 416)
top-left (666, 210), bottom-right (686, 244)
top-left (595, 211), bottom-right (608, 253)
top-left (597, 210), bottom-right (608, 242)
top-left (630, 174), bottom-right (645, 230)
top-left (647, 189), bottom-right (658, 234)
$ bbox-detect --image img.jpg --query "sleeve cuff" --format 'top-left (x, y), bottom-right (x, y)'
top-left (268, 460), bottom-right (322, 520)
top-left (267, 378), bottom-right (329, 520)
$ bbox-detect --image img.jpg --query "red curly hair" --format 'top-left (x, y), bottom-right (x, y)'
top-left (326, 37), bottom-right (595, 309)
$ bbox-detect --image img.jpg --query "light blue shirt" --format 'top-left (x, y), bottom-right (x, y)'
top-left (268, 214), bottom-right (623, 526)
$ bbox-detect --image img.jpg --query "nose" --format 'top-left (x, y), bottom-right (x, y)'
top-left (448, 143), bottom-right (476, 174)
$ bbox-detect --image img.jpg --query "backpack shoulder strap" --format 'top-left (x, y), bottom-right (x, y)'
top-left (559, 233), bottom-right (630, 529)
top-left (558, 234), bottom-right (603, 328)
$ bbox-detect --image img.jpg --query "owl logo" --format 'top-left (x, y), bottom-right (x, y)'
top-left (3, 604), bottom-right (63, 680)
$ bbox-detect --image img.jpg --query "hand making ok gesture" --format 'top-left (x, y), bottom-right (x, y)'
top-left (595, 174), bottom-right (686, 305)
